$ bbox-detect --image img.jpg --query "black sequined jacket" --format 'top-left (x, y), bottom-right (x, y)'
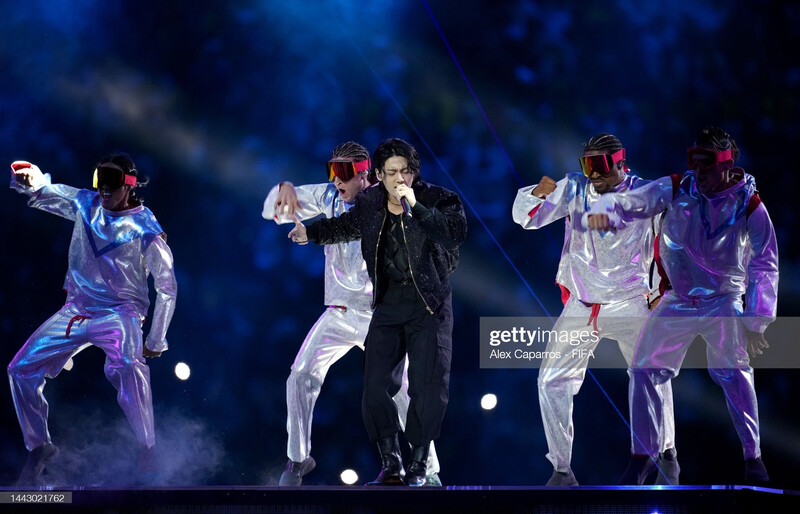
top-left (306, 179), bottom-right (467, 312)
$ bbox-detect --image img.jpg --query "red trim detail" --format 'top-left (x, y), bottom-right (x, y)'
top-left (587, 303), bottom-right (600, 332)
top-left (746, 193), bottom-right (762, 218)
top-left (528, 203), bottom-right (543, 218)
top-left (65, 315), bottom-right (91, 337)
top-left (558, 283), bottom-right (571, 305)
top-left (669, 174), bottom-right (682, 199)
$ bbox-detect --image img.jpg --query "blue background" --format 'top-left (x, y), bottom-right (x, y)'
top-left (1, 0), bottom-right (798, 488)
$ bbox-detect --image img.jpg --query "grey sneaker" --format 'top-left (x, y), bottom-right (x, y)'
top-left (546, 468), bottom-right (579, 486)
top-left (654, 448), bottom-right (680, 485)
top-left (279, 457), bottom-right (316, 486)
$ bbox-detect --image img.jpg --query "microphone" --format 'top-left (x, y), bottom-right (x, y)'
top-left (400, 197), bottom-right (411, 216)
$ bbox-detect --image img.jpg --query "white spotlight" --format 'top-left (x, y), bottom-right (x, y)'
top-left (174, 362), bottom-right (191, 381)
top-left (340, 469), bottom-right (359, 485)
top-left (481, 393), bottom-right (498, 410)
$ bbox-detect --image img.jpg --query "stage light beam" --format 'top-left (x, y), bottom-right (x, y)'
top-left (481, 393), bottom-right (498, 410)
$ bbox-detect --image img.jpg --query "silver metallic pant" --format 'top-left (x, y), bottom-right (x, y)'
top-left (538, 296), bottom-right (676, 472)
top-left (629, 292), bottom-right (760, 459)
top-left (8, 304), bottom-right (155, 450)
top-left (286, 306), bottom-right (439, 473)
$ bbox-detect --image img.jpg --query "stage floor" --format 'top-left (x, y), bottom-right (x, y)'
top-left (1, 484), bottom-right (798, 513)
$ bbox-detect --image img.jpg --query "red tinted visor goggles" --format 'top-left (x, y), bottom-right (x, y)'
top-left (686, 147), bottom-right (733, 169)
top-left (93, 166), bottom-right (137, 189)
top-left (326, 158), bottom-right (371, 182)
top-left (579, 148), bottom-right (626, 177)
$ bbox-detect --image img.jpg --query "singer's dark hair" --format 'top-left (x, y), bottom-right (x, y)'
top-left (373, 138), bottom-right (421, 183)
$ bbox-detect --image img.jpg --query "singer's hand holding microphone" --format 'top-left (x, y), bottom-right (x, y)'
top-left (394, 184), bottom-right (416, 215)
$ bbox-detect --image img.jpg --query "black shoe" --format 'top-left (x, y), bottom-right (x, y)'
top-left (366, 434), bottom-right (405, 486)
top-left (744, 457), bottom-right (769, 485)
top-left (15, 443), bottom-right (59, 486)
top-left (279, 457), bottom-right (316, 486)
top-left (619, 455), bottom-right (657, 485)
top-left (654, 448), bottom-right (680, 485)
top-left (404, 445), bottom-right (430, 487)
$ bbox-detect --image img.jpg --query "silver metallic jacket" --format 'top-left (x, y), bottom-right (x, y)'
top-left (263, 182), bottom-right (372, 311)
top-left (11, 173), bottom-right (177, 352)
top-left (587, 170), bottom-right (779, 332)
top-left (512, 172), bottom-right (657, 304)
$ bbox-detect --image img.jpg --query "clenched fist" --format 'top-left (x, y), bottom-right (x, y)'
top-left (532, 176), bottom-right (556, 198)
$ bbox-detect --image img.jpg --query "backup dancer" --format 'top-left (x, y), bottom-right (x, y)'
top-left (512, 133), bottom-right (677, 486)
top-left (8, 154), bottom-right (177, 485)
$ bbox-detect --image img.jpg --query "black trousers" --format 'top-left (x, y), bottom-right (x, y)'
top-left (362, 284), bottom-right (453, 447)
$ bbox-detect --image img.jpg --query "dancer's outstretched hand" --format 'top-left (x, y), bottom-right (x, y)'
top-left (11, 161), bottom-right (43, 187)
